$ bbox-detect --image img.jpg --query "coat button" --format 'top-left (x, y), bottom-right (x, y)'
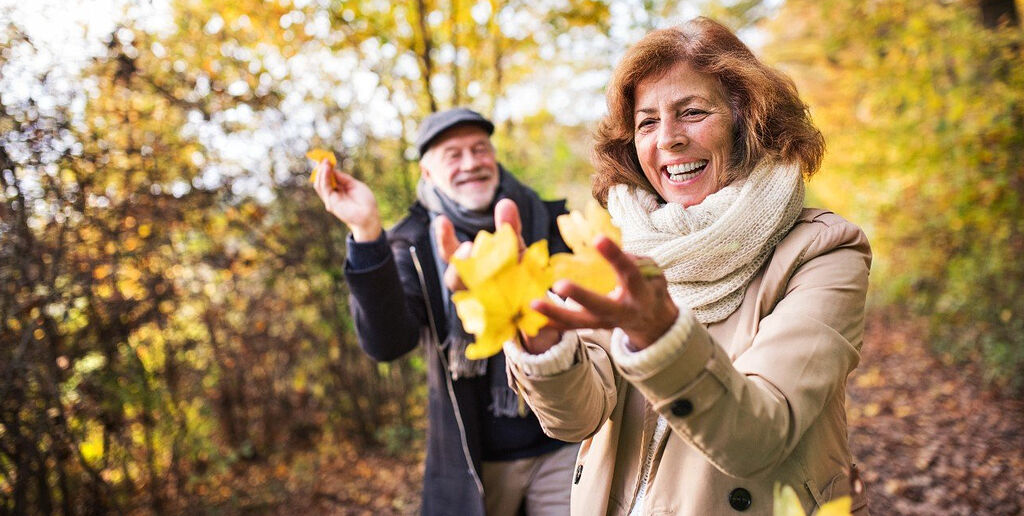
top-left (670, 398), bottom-right (693, 417)
top-left (728, 487), bottom-right (752, 511)
top-left (574, 464), bottom-right (583, 484)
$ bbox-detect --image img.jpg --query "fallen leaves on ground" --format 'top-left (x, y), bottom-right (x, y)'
top-left (848, 313), bottom-right (1024, 515)
top-left (295, 440), bottom-right (424, 516)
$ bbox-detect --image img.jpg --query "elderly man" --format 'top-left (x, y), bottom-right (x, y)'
top-left (313, 108), bottom-right (577, 516)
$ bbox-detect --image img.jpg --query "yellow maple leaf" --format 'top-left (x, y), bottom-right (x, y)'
top-left (306, 148), bottom-right (338, 188)
top-left (451, 224), bottom-right (552, 359)
top-left (558, 201), bottom-right (622, 249)
top-left (550, 202), bottom-right (622, 295)
top-left (773, 483), bottom-right (852, 516)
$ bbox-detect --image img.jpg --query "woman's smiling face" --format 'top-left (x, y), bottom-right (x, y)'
top-left (633, 59), bottom-right (735, 208)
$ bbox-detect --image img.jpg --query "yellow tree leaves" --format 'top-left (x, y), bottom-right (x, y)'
top-left (773, 484), bottom-right (852, 516)
top-left (450, 203), bottom-right (622, 359)
top-left (550, 201), bottom-right (622, 295)
top-left (450, 225), bottom-right (552, 360)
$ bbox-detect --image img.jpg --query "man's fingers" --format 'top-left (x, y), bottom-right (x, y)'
top-left (313, 159), bottom-right (329, 197)
top-left (443, 262), bottom-right (466, 292)
top-left (494, 199), bottom-right (526, 249)
top-left (453, 241), bottom-right (473, 259)
top-left (433, 216), bottom-right (459, 262)
top-left (332, 168), bottom-right (353, 189)
top-left (441, 240), bottom-right (473, 291)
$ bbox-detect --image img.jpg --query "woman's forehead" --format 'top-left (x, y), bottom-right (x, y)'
top-left (633, 61), bottom-right (727, 111)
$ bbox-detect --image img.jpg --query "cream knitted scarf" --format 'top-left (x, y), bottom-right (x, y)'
top-left (607, 161), bottom-right (805, 324)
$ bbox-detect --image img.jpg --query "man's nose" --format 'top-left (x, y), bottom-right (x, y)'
top-left (459, 151), bottom-right (480, 170)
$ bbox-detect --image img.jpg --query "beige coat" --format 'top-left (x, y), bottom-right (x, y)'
top-left (507, 209), bottom-right (871, 515)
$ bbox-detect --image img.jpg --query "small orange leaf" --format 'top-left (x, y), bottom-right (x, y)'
top-left (306, 148), bottom-right (338, 188)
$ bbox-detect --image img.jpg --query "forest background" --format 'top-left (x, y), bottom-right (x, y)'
top-left (2, 0), bottom-right (1022, 514)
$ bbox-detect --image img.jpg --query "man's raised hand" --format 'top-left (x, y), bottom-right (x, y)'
top-left (312, 158), bottom-right (382, 242)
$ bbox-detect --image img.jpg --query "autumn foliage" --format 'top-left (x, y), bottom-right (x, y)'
top-left (2, 0), bottom-right (1023, 514)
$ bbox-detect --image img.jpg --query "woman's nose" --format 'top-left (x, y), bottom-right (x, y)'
top-left (657, 121), bottom-right (689, 151)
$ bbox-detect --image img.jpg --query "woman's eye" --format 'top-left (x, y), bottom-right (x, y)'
top-left (636, 119), bottom-right (656, 131)
top-left (683, 109), bottom-right (709, 118)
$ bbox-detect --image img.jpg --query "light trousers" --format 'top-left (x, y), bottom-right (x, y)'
top-left (481, 443), bottom-right (580, 516)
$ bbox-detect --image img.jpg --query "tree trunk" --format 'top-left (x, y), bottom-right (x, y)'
top-left (488, 0), bottom-right (504, 118)
top-left (450, 0), bottom-right (462, 106)
top-left (979, 0), bottom-right (1020, 28)
top-left (414, 0), bottom-right (438, 112)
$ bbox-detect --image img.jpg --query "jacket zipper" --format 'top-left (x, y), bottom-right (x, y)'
top-left (409, 246), bottom-right (485, 496)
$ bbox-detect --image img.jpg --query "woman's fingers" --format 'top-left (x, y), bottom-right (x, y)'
top-left (531, 298), bottom-right (610, 331)
top-left (550, 280), bottom-right (623, 319)
top-left (594, 236), bottom-right (650, 295)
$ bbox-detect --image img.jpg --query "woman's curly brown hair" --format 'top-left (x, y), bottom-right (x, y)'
top-left (592, 17), bottom-right (825, 205)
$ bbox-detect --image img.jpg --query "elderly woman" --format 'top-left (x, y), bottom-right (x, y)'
top-left (484, 17), bottom-right (870, 515)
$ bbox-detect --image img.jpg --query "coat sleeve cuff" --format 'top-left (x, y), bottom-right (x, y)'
top-left (503, 331), bottom-right (580, 377)
top-left (610, 308), bottom-right (697, 377)
top-left (345, 231), bottom-right (391, 272)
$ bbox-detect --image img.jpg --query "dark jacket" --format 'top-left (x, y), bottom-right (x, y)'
top-left (345, 200), bottom-right (570, 516)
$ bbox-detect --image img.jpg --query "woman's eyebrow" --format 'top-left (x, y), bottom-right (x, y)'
top-left (634, 95), bottom-right (706, 117)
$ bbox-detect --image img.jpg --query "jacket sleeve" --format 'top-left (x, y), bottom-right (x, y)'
top-left (505, 327), bottom-right (623, 442)
top-left (612, 219), bottom-right (871, 478)
top-left (344, 232), bottom-right (431, 362)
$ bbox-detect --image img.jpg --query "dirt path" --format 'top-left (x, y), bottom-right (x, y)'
top-left (309, 314), bottom-right (1024, 515)
top-left (848, 315), bottom-right (1024, 515)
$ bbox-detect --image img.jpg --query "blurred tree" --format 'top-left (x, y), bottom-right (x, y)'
top-left (765, 0), bottom-right (1024, 394)
top-left (0, 0), bottom-right (646, 513)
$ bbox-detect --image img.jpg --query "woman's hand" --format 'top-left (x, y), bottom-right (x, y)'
top-left (533, 237), bottom-right (679, 351)
top-left (312, 158), bottom-right (382, 242)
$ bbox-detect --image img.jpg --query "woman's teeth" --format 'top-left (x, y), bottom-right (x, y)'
top-left (666, 160), bottom-right (708, 182)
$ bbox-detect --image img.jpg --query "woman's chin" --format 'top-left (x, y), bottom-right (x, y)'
top-left (659, 184), bottom-right (713, 208)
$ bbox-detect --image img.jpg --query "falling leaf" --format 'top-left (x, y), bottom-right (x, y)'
top-left (450, 224), bottom-right (552, 359)
top-left (816, 497), bottom-right (853, 516)
top-left (306, 148), bottom-right (338, 188)
top-left (550, 201), bottom-right (622, 295)
top-left (773, 483), bottom-right (852, 516)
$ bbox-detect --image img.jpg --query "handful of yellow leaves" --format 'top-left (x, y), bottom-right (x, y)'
top-left (450, 203), bottom-right (623, 359)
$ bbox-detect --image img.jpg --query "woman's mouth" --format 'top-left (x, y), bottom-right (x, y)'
top-left (665, 160), bottom-right (708, 183)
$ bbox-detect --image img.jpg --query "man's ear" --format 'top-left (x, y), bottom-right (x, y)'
top-left (419, 157), bottom-right (433, 183)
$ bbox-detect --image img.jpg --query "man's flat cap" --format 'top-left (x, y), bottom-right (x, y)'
top-left (415, 107), bottom-right (494, 157)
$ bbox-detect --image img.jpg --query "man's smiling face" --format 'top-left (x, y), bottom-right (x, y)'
top-left (420, 125), bottom-right (500, 211)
